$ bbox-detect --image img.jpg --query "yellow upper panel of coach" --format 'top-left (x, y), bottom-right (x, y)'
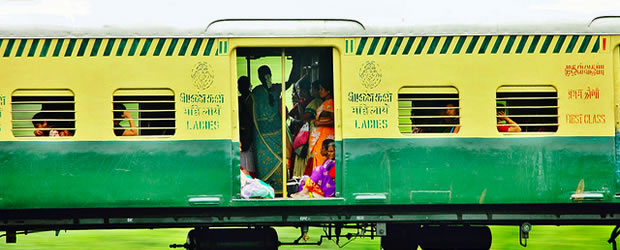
top-left (0, 35), bottom-right (616, 141)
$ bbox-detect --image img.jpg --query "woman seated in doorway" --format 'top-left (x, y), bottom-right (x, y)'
top-left (291, 139), bottom-right (336, 198)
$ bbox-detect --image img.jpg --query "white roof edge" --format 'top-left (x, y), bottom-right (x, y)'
top-left (1, 0), bottom-right (620, 38)
top-left (3, 25), bottom-right (620, 39)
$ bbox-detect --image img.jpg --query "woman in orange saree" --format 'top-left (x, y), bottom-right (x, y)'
top-left (308, 80), bottom-right (335, 168)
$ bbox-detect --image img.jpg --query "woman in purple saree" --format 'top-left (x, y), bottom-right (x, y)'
top-left (292, 139), bottom-right (336, 198)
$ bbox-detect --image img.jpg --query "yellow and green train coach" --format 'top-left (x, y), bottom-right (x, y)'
top-left (1, 0), bottom-right (620, 249)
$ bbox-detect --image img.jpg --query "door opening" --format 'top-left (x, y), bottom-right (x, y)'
top-left (236, 47), bottom-right (335, 198)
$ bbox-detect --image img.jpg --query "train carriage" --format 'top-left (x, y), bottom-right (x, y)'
top-left (1, 0), bottom-right (620, 249)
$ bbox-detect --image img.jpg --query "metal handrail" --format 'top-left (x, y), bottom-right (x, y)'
top-left (113, 118), bottom-right (176, 121)
top-left (497, 114), bottom-right (559, 118)
top-left (500, 106), bottom-right (558, 109)
top-left (12, 127), bottom-right (75, 130)
top-left (129, 127), bottom-right (177, 130)
top-left (398, 98), bottom-right (460, 101)
top-left (497, 123), bottom-right (559, 126)
top-left (12, 101), bottom-right (74, 104)
top-left (113, 100), bottom-right (175, 103)
top-left (113, 109), bottom-right (175, 112)
top-left (398, 107), bottom-right (462, 110)
top-left (398, 124), bottom-right (461, 127)
top-left (399, 115), bottom-right (460, 119)
top-left (496, 97), bottom-right (558, 100)
top-left (11, 110), bottom-right (75, 113)
top-left (13, 119), bottom-right (75, 122)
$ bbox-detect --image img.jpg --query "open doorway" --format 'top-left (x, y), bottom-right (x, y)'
top-left (236, 47), bottom-right (335, 198)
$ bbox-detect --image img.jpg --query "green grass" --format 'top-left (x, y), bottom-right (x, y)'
top-left (489, 225), bottom-right (614, 250)
top-left (1, 226), bottom-right (615, 249)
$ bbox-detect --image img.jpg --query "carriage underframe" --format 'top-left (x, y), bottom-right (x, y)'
top-left (2, 204), bottom-right (620, 249)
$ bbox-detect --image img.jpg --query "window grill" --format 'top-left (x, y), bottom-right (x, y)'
top-left (113, 89), bottom-right (175, 137)
top-left (496, 86), bottom-right (558, 134)
top-left (398, 86), bottom-right (460, 134)
top-left (11, 89), bottom-right (75, 138)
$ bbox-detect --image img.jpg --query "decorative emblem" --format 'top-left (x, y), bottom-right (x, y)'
top-left (359, 61), bottom-right (382, 89)
top-left (191, 62), bottom-right (214, 90)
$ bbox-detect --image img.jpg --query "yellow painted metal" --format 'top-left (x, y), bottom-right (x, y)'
top-left (229, 48), bottom-right (239, 144)
top-left (281, 49), bottom-right (287, 198)
top-left (340, 38), bottom-right (615, 139)
top-left (0, 36), bottom-right (616, 143)
top-left (496, 86), bottom-right (557, 92)
top-left (0, 44), bottom-right (232, 141)
top-left (614, 37), bottom-right (620, 132)
top-left (113, 89), bottom-right (173, 96)
top-left (400, 86), bottom-right (459, 94)
top-left (12, 89), bottom-right (74, 96)
top-left (333, 48), bottom-right (343, 141)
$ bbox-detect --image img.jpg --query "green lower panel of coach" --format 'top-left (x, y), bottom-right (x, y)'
top-left (0, 140), bottom-right (237, 209)
top-left (342, 136), bottom-right (616, 204)
top-left (0, 136), bottom-right (616, 209)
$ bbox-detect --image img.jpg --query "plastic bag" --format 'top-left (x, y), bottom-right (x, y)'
top-left (293, 122), bottom-right (309, 149)
top-left (241, 170), bottom-right (275, 199)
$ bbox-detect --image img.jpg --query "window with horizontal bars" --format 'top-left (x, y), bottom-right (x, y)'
top-left (12, 89), bottom-right (75, 138)
top-left (113, 89), bottom-right (175, 137)
top-left (398, 86), bottom-right (460, 134)
top-left (496, 86), bottom-right (558, 133)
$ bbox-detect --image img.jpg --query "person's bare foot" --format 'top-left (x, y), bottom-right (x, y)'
top-left (291, 189), bottom-right (310, 198)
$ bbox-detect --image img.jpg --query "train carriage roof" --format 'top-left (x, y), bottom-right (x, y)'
top-left (1, 0), bottom-right (620, 38)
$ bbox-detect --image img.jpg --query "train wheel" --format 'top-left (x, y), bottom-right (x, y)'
top-left (380, 224), bottom-right (420, 250)
top-left (418, 225), bottom-right (491, 250)
top-left (185, 227), bottom-right (279, 250)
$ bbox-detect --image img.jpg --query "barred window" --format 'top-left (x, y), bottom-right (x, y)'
top-left (496, 86), bottom-right (558, 134)
top-left (12, 89), bottom-right (75, 138)
top-left (113, 89), bottom-right (175, 137)
top-left (398, 86), bottom-right (460, 134)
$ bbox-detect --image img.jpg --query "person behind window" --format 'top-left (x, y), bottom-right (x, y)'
top-left (408, 99), bottom-right (423, 134)
top-left (288, 78), bottom-right (309, 139)
top-left (32, 112), bottom-right (56, 136)
top-left (48, 117), bottom-right (74, 137)
top-left (291, 139), bottom-right (336, 198)
top-left (50, 122), bottom-right (73, 136)
top-left (308, 79), bottom-right (335, 169)
top-left (290, 79), bottom-right (316, 178)
top-left (297, 80), bottom-right (325, 175)
top-left (440, 103), bottom-right (460, 133)
top-left (113, 103), bottom-right (138, 136)
top-left (33, 112), bottom-right (74, 137)
top-left (497, 104), bottom-right (521, 132)
top-left (304, 80), bottom-right (324, 123)
top-left (238, 76), bottom-right (256, 176)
